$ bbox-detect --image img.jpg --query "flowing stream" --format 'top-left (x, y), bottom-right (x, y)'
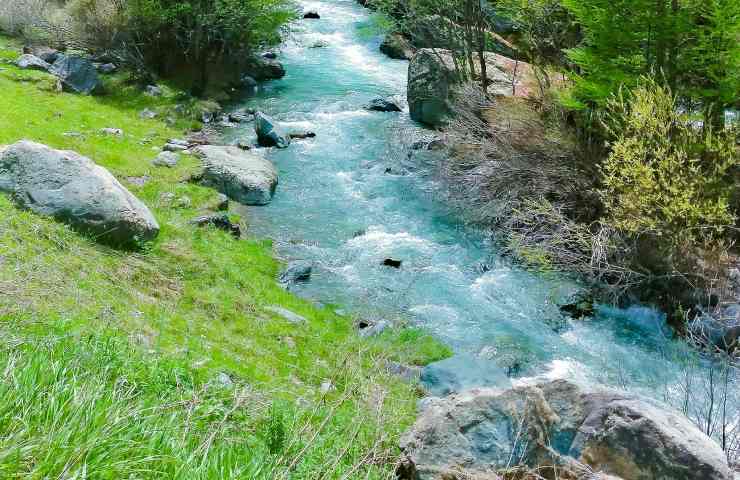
top-left (225, 0), bottom-right (726, 406)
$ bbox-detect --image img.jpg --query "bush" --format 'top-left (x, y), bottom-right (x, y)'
top-left (601, 81), bottom-right (737, 252)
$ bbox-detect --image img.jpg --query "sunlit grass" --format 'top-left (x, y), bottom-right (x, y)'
top-left (0, 34), bottom-right (449, 478)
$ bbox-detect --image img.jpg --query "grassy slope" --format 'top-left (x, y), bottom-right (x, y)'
top-left (0, 36), bottom-right (449, 479)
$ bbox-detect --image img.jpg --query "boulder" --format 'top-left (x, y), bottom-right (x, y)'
top-left (407, 49), bottom-right (535, 126)
top-left (399, 379), bottom-right (733, 480)
top-left (303, 10), bottom-right (320, 18)
top-left (366, 98), bottom-right (402, 112)
top-left (194, 145), bottom-right (278, 205)
top-left (279, 260), bottom-right (313, 284)
top-left (22, 45), bottom-right (59, 63)
top-left (49, 55), bottom-right (101, 95)
top-left (15, 54), bottom-right (50, 71)
top-left (380, 33), bottom-right (416, 60)
top-left (247, 56), bottom-right (286, 81)
top-left (152, 151), bottom-right (179, 168)
top-left (0, 141), bottom-right (159, 246)
top-left (254, 112), bottom-right (291, 148)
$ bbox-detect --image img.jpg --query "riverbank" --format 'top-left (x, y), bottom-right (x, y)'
top-left (0, 34), bottom-right (449, 478)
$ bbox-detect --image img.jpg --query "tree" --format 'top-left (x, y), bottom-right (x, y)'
top-left (562, 0), bottom-right (740, 128)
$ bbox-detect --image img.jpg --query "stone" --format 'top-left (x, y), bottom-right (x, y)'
top-left (380, 33), bottom-right (415, 60)
top-left (100, 127), bottom-right (122, 136)
top-left (320, 380), bottom-right (333, 394)
top-left (97, 63), bottom-right (117, 74)
top-left (211, 193), bottom-right (229, 211)
top-left (152, 151), bottom-right (179, 168)
top-left (265, 305), bottom-right (307, 324)
top-left (144, 85), bottom-right (162, 97)
top-left (309, 40), bottom-right (330, 48)
top-left (262, 51), bottom-right (277, 59)
top-left (194, 145), bottom-right (278, 205)
top-left (229, 111), bottom-right (252, 123)
top-left (247, 56), bottom-right (286, 81)
top-left (279, 260), bottom-right (313, 284)
top-left (15, 54), bottom-right (50, 71)
top-left (407, 49), bottom-right (536, 126)
top-left (22, 45), bottom-right (59, 63)
top-left (168, 138), bottom-right (190, 147)
top-left (49, 55), bottom-right (101, 95)
top-left (254, 112), bottom-right (291, 148)
top-left (216, 372), bottom-right (234, 388)
top-left (559, 290), bottom-right (595, 319)
top-left (163, 143), bottom-right (188, 152)
top-left (190, 213), bottom-right (240, 238)
top-left (0, 141), bottom-right (159, 247)
top-left (383, 258), bottom-right (402, 268)
top-left (304, 10), bottom-right (320, 19)
top-left (289, 131), bottom-right (316, 140)
top-left (366, 97), bottom-right (402, 112)
top-left (358, 320), bottom-right (389, 338)
top-left (399, 379), bottom-right (733, 480)
top-left (240, 75), bottom-right (258, 90)
top-left (140, 108), bottom-right (158, 119)
top-left (126, 175), bottom-right (150, 187)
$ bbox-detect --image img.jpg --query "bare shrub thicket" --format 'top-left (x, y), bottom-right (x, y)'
top-left (439, 84), bottom-right (643, 295)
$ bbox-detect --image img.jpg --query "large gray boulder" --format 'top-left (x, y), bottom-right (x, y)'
top-left (407, 49), bottom-right (536, 126)
top-left (399, 379), bottom-right (733, 480)
top-left (194, 145), bottom-right (278, 205)
top-left (49, 55), bottom-right (101, 95)
top-left (254, 112), bottom-right (291, 148)
top-left (22, 45), bottom-right (59, 63)
top-left (0, 141), bottom-right (159, 247)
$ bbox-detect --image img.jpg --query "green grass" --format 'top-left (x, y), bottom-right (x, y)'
top-left (0, 35), bottom-right (450, 478)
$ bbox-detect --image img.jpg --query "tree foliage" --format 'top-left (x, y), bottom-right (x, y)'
top-left (562, 0), bottom-right (740, 127)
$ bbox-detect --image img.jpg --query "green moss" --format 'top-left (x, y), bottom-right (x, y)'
top-left (0, 34), bottom-right (448, 478)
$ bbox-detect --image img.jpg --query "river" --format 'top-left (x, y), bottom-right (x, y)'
top-left (224, 0), bottom-right (735, 422)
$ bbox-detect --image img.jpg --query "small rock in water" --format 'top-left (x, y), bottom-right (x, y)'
top-left (229, 111), bottom-right (252, 123)
top-left (152, 151), bottom-right (179, 168)
top-left (366, 98), bottom-right (402, 112)
top-left (254, 111), bottom-right (291, 148)
top-left (289, 131), bottom-right (316, 139)
top-left (144, 85), bottom-right (162, 97)
top-left (262, 51), bottom-right (277, 59)
top-left (309, 40), bottom-right (329, 48)
top-left (383, 258), bottom-right (402, 268)
top-left (303, 10), bottom-right (320, 19)
top-left (100, 127), bottom-right (122, 136)
top-left (279, 260), bottom-right (313, 284)
top-left (235, 141), bottom-right (251, 150)
top-left (190, 213), bottom-right (240, 238)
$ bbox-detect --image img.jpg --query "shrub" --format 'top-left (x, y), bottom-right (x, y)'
top-left (601, 81), bottom-right (737, 252)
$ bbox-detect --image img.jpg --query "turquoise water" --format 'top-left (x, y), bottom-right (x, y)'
top-left (226, 0), bottom-right (728, 404)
